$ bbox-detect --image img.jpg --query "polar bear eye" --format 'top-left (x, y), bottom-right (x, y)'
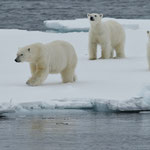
top-left (28, 48), bottom-right (30, 51)
top-left (95, 15), bottom-right (97, 17)
top-left (20, 54), bottom-right (23, 56)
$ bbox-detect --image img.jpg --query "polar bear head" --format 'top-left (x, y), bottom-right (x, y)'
top-left (87, 13), bottom-right (103, 25)
top-left (15, 43), bottom-right (42, 63)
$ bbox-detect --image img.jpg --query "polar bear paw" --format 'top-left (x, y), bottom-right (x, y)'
top-left (26, 78), bottom-right (42, 86)
top-left (89, 57), bottom-right (97, 60)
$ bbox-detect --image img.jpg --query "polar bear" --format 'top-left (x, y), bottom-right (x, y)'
top-left (15, 40), bottom-right (78, 86)
top-left (87, 13), bottom-right (125, 60)
top-left (147, 31), bottom-right (150, 70)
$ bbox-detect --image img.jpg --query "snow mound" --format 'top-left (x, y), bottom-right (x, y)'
top-left (93, 97), bottom-right (150, 112)
top-left (44, 19), bottom-right (89, 33)
top-left (44, 18), bottom-right (150, 33)
top-left (0, 103), bottom-right (15, 115)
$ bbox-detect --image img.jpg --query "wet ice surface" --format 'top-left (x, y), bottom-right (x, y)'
top-left (0, 0), bottom-right (150, 31)
top-left (0, 110), bottom-right (150, 150)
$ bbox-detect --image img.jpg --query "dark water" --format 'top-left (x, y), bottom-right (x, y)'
top-left (0, 0), bottom-right (150, 31)
top-left (1, 1), bottom-right (150, 149)
top-left (0, 110), bottom-right (150, 150)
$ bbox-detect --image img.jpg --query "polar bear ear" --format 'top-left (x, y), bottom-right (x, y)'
top-left (99, 13), bottom-right (103, 18)
top-left (87, 13), bottom-right (90, 17)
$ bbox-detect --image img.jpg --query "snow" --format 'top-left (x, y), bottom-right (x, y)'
top-left (44, 19), bottom-right (89, 32)
top-left (1, 18), bottom-right (150, 113)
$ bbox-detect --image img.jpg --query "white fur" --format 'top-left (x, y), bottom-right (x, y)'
top-left (15, 41), bottom-right (77, 86)
top-left (147, 31), bottom-right (150, 70)
top-left (87, 13), bottom-right (125, 60)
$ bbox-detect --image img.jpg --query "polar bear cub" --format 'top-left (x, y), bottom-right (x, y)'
top-left (15, 40), bottom-right (77, 86)
top-left (87, 13), bottom-right (125, 60)
top-left (147, 31), bottom-right (150, 70)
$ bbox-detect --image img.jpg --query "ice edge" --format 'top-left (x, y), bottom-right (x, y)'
top-left (1, 97), bottom-right (150, 113)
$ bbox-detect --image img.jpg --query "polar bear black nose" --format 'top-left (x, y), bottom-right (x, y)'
top-left (15, 57), bottom-right (21, 62)
top-left (90, 16), bottom-right (94, 21)
top-left (15, 58), bottom-right (18, 62)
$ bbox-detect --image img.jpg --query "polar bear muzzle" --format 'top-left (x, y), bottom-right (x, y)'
top-left (15, 56), bottom-right (21, 63)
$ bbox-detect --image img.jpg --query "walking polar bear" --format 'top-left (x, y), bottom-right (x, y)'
top-left (15, 40), bottom-right (77, 86)
top-left (87, 13), bottom-right (125, 60)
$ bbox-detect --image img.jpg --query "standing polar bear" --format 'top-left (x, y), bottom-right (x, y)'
top-left (15, 40), bottom-right (77, 86)
top-left (87, 13), bottom-right (125, 60)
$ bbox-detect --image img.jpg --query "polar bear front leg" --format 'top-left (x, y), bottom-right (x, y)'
top-left (30, 63), bottom-right (36, 76)
top-left (101, 43), bottom-right (111, 59)
top-left (26, 63), bottom-right (48, 86)
top-left (88, 40), bottom-right (97, 60)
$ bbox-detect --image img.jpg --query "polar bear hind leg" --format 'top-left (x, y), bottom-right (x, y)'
top-left (110, 49), bottom-right (114, 58)
top-left (61, 68), bottom-right (76, 83)
top-left (115, 42), bottom-right (125, 58)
